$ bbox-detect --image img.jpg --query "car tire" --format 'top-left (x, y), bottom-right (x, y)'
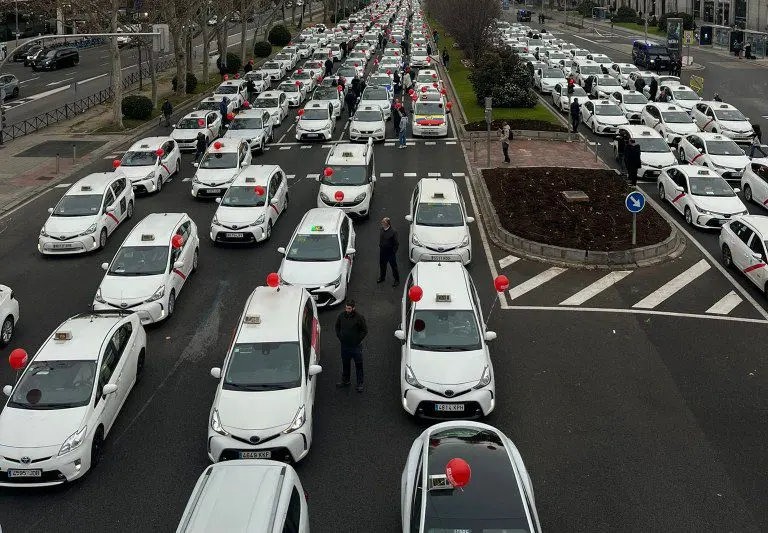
top-left (658, 183), bottom-right (666, 202)
top-left (127, 200), bottom-right (134, 219)
top-left (90, 427), bottom-right (104, 468)
top-left (135, 349), bottom-right (145, 383)
top-left (722, 244), bottom-right (734, 269)
top-left (175, 160), bottom-right (180, 175)
top-left (0, 316), bottom-right (14, 346)
top-left (265, 221), bottom-right (273, 241)
top-left (99, 228), bottom-right (108, 249)
top-left (11, 87), bottom-right (19, 98)
top-left (744, 184), bottom-right (753, 203)
top-left (156, 176), bottom-right (162, 193)
top-left (192, 248), bottom-right (199, 273)
top-left (167, 290), bottom-right (176, 317)
top-left (684, 206), bottom-right (693, 226)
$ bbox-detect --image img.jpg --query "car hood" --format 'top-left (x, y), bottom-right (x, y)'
top-left (254, 105), bottom-right (279, 116)
top-left (351, 118), bottom-right (385, 130)
top-left (623, 103), bottom-right (645, 114)
top-left (709, 154), bottom-right (749, 170)
top-left (298, 118), bottom-right (331, 131)
top-left (594, 114), bottom-right (629, 126)
top-left (718, 120), bottom-right (754, 134)
top-left (641, 151), bottom-right (677, 167)
top-left (361, 98), bottom-right (390, 110)
top-left (408, 348), bottom-right (486, 386)
top-left (217, 388), bottom-right (301, 431)
top-left (0, 405), bottom-right (87, 448)
top-left (44, 214), bottom-right (100, 235)
top-left (100, 274), bottom-right (165, 300)
top-left (690, 194), bottom-right (746, 214)
top-left (224, 129), bottom-right (265, 141)
top-left (194, 167), bottom-right (240, 185)
top-left (664, 121), bottom-right (698, 134)
top-left (279, 259), bottom-right (343, 286)
top-left (542, 77), bottom-right (566, 85)
top-left (171, 127), bottom-right (206, 139)
top-left (413, 224), bottom-right (468, 247)
top-left (118, 166), bottom-right (155, 181)
top-left (215, 205), bottom-right (265, 225)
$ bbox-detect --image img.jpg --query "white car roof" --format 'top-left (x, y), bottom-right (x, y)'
top-left (218, 79), bottom-right (246, 89)
top-left (326, 143), bottom-right (371, 166)
top-left (207, 139), bottom-right (244, 153)
top-left (68, 172), bottom-right (116, 196)
top-left (697, 132), bottom-right (739, 142)
top-left (185, 110), bottom-right (215, 119)
top-left (296, 207), bottom-right (345, 235)
top-left (700, 101), bottom-right (738, 110)
top-left (417, 177), bottom-right (460, 204)
top-left (675, 164), bottom-right (719, 177)
top-left (410, 261), bottom-right (473, 310)
top-left (36, 314), bottom-right (123, 362)
top-left (257, 91), bottom-right (284, 99)
top-left (737, 215), bottom-right (768, 235)
top-left (122, 213), bottom-right (186, 247)
top-left (653, 103), bottom-right (686, 112)
top-left (237, 286), bottom-right (305, 344)
top-left (233, 164), bottom-right (281, 186)
top-left (127, 137), bottom-right (170, 152)
top-left (619, 125), bottom-right (663, 138)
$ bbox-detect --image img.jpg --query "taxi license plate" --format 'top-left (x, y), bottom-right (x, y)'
top-left (431, 255), bottom-right (454, 261)
top-left (434, 403), bottom-right (464, 412)
top-left (52, 243), bottom-right (75, 249)
top-left (8, 469), bottom-right (42, 478)
top-left (205, 188), bottom-right (222, 194)
top-left (239, 451), bottom-right (271, 459)
top-left (307, 133), bottom-right (321, 138)
top-left (226, 232), bottom-right (244, 238)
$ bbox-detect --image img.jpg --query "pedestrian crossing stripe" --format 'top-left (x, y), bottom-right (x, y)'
top-left (300, 145), bottom-right (312, 149)
top-left (306, 173), bottom-right (319, 180)
top-left (404, 172), bottom-right (417, 177)
top-left (182, 178), bottom-right (191, 182)
top-left (279, 146), bottom-right (291, 150)
top-left (498, 255), bottom-right (520, 269)
top-left (287, 174), bottom-right (296, 179)
top-left (427, 172), bottom-right (440, 177)
top-left (379, 172), bottom-right (394, 177)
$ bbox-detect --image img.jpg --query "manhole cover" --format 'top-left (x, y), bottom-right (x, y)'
top-left (561, 190), bottom-right (589, 203)
top-left (15, 140), bottom-right (102, 158)
top-left (36, 176), bottom-right (54, 181)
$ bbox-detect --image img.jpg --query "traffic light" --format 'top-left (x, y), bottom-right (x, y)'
top-left (567, 78), bottom-right (575, 95)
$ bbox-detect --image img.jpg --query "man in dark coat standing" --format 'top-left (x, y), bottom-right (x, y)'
top-left (648, 77), bottom-right (658, 101)
top-left (335, 300), bottom-right (368, 393)
top-left (324, 57), bottom-right (333, 76)
top-left (345, 88), bottom-right (357, 117)
top-left (625, 138), bottom-right (642, 185)
top-left (378, 217), bottom-right (400, 286)
top-left (392, 99), bottom-right (402, 134)
top-left (570, 98), bottom-right (581, 133)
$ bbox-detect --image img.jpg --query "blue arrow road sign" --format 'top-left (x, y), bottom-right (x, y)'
top-left (625, 191), bottom-right (645, 213)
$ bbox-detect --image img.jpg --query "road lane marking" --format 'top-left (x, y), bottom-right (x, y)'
top-left (379, 172), bottom-right (394, 177)
top-left (425, 141), bottom-right (436, 145)
top-left (46, 77), bottom-right (74, 87)
top-left (507, 267), bottom-right (567, 301)
top-left (502, 305), bottom-right (768, 324)
top-left (633, 259), bottom-right (710, 309)
top-left (706, 291), bottom-right (743, 315)
top-left (182, 178), bottom-right (191, 182)
top-left (300, 145), bottom-right (312, 149)
top-left (559, 270), bottom-right (633, 306)
top-left (19, 76), bottom-right (40, 84)
top-left (451, 172), bottom-right (465, 177)
top-left (53, 183), bottom-right (72, 188)
top-left (498, 255), bottom-right (520, 269)
top-left (322, 144), bottom-right (334, 148)
top-left (427, 172), bottom-right (441, 177)
top-left (404, 172), bottom-right (417, 177)
top-left (78, 73), bottom-right (108, 84)
top-left (446, 141), bottom-right (457, 145)
top-left (287, 174), bottom-right (296, 179)
top-left (279, 146), bottom-right (291, 150)
top-left (306, 173), bottom-right (319, 180)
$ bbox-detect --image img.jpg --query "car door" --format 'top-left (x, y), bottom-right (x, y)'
top-left (102, 188), bottom-right (119, 235)
top-left (702, 106), bottom-right (717, 132)
top-left (111, 179), bottom-right (127, 221)
top-left (279, 486), bottom-right (304, 533)
top-left (267, 172), bottom-right (281, 222)
top-left (99, 323), bottom-right (132, 432)
top-left (728, 220), bottom-right (754, 270)
top-left (749, 163), bottom-right (768, 206)
top-left (300, 298), bottom-right (317, 416)
top-left (665, 169), bottom-right (688, 213)
top-left (745, 231), bottom-right (768, 288)
top-left (582, 101), bottom-right (594, 125)
top-left (172, 222), bottom-right (193, 287)
top-left (339, 218), bottom-right (352, 281)
top-left (692, 103), bottom-right (708, 128)
top-left (207, 112), bottom-right (220, 138)
top-left (689, 136), bottom-right (706, 165)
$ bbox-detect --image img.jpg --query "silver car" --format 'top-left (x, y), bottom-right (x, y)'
top-left (0, 74), bottom-right (19, 101)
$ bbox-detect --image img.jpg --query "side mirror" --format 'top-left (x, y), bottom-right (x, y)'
top-left (172, 124), bottom-right (177, 128)
top-left (405, 214), bottom-right (413, 222)
top-left (752, 252), bottom-right (762, 261)
top-left (466, 216), bottom-right (475, 223)
top-left (192, 162), bottom-right (199, 167)
top-left (215, 197), bottom-right (221, 204)
top-left (698, 148), bottom-right (704, 153)
top-left (346, 247), bottom-right (356, 255)
top-left (210, 367), bottom-right (222, 379)
top-left (277, 246), bottom-right (286, 254)
top-left (102, 383), bottom-right (118, 396)
top-left (484, 331), bottom-right (497, 342)
top-left (733, 187), bottom-right (741, 194)
top-left (270, 198), bottom-right (278, 205)
top-left (2, 385), bottom-right (12, 397)
top-left (47, 207), bottom-right (54, 214)
top-left (394, 329), bottom-right (405, 341)
top-left (101, 262), bottom-right (109, 271)
top-left (308, 364), bottom-right (323, 376)
top-left (105, 205), bottom-right (116, 213)
top-left (173, 261), bottom-right (185, 269)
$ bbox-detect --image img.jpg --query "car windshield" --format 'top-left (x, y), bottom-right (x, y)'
top-left (714, 109), bottom-right (747, 121)
top-left (286, 233), bottom-right (341, 261)
top-left (363, 88), bottom-right (388, 100)
top-left (197, 101), bottom-right (219, 110)
top-left (568, 87), bottom-right (587, 97)
top-left (53, 194), bottom-right (102, 216)
top-left (302, 108), bottom-right (329, 120)
top-left (416, 73), bottom-right (435, 83)
top-left (246, 72), bottom-right (265, 81)
top-left (410, 309), bottom-right (481, 351)
top-left (199, 152), bottom-right (238, 169)
top-left (543, 69), bottom-right (563, 78)
top-left (580, 65), bottom-right (602, 75)
top-left (689, 176), bottom-right (735, 196)
top-left (355, 110), bottom-right (383, 122)
top-left (415, 202), bottom-right (463, 226)
top-left (8, 360), bottom-right (97, 409)
top-left (624, 93), bottom-right (648, 104)
top-left (108, 246), bottom-right (169, 276)
top-left (45, 50), bottom-right (57, 58)
top-left (662, 111), bottom-right (691, 123)
top-left (314, 88), bottom-right (338, 100)
top-left (322, 165), bottom-right (367, 186)
top-left (549, 52), bottom-right (567, 59)
top-left (706, 140), bottom-right (744, 156)
top-left (177, 117), bottom-right (204, 129)
top-left (223, 342), bottom-right (302, 390)
top-left (263, 62), bottom-right (280, 69)
top-left (215, 85), bottom-right (238, 94)
top-left (121, 151), bottom-right (157, 166)
top-left (280, 84), bottom-right (300, 93)
top-left (414, 102), bottom-right (445, 115)
top-left (293, 72), bottom-right (311, 79)
top-left (648, 46), bottom-right (669, 56)
top-left (221, 185), bottom-right (266, 207)
top-left (599, 77), bottom-right (620, 86)
top-left (255, 98), bottom-right (279, 108)
top-left (635, 137), bottom-right (670, 152)
top-left (229, 117), bottom-right (263, 130)
top-left (672, 89), bottom-right (698, 100)
top-left (369, 76), bottom-right (390, 86)
top-left (349, 52), bottom-right (365, 58)
top-left (595, 104), bottom-right (623, 116)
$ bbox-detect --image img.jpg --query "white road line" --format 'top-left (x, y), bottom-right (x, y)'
top-left (406, 141), bottom-right (415, 146)
top-left (498, 255), bottom-right (520, 269)
top-left (306, 173), bottom-right (320, 180)
top-left (451, 172), bottom-right (465, 177)
top-left (19, 76), bottom-right (40, 84)
top-left (427, 172), bottom-right (441, 177)
top-left (445, 141), bottom-right (457, 145)
top-left (560, 270), bottom-right (633, 306)
top-left (287, 174), bottom-right (296, 179)
top-left (633, 259), bottom-right (711, 309)
top-left (279, 146), bottom-right (291, 150)
top-left (379, 172), bottom-right (394, 177)
top-left (508, 267), bottom-right (567, 301)
top-left (425, 141), bottom-right (436, 145)
top-left (322, 144), bottom-right (334, 148)
top-left (182, 178), bottom-right (191, 182)
top-left (706, 291), bottom-right (743, 315)
top-left (572, 34), bottom-right (600, 45)
top-left (53, 183), bottom-right (72, 188)
top-left (46, 77), bottom-right (74, 87)
top-left (404, 172), bottom-right (417, 177)
top-left (503, 305), bottom-right (768, 325)
top-left (300, 145), bottom-right (312, 149)
top-left (78, 73), bottom-right (108, 85)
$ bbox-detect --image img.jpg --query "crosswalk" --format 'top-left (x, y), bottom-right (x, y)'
top-left (1, 97), bottom-right (34, 110)
top-left (179, 171), bottom-right (465, 183)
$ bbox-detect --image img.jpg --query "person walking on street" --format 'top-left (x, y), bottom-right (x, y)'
top-left (432, 29), bottom-right (439, 48)
top-left (351, 75), bottom-right (361, 97)
top-left (713, 92), bottom-right (723, 102)
top-left (335, 300), bottom-right (368, 393)
top-left (398, 108), bottom-right (408, 148)
top-left (570, 98), bottom-right (581, 133)
top-left (654, 54), bottom-right (662, 73)
top-left (246, 78), bottom-right (256, 102)
top-left (426, 42), bottom-right (432, 56)
top-left (161, 98), bottom-right (173, 127)
top-left (345, 89), bottom-right (357, 117)
top-left (378, 217), bottom-right (400, 286)
top-left (392, 100), bottom-right (402, 134)
top-left (616, 132), bottom-right (627, 169)
top-left (219, 97), bottom-right (230, 126)
top-left (340, 41), bottom-right (348, 59)
top-left (244, 59), bottom-right (253, 73)
top-left (500, 121), bottom-right (511, 163)
top-left (442, 49), bottom-right (450, 69)
top-left (325, 57), bottom-right (333, 76)
top-left (634, 76), bottom-right (646, 93)
top-left (403, 70), bottom-right (412, 94)
top-left (195, 132), bottom-right (207, 162)
top-left (393, 70), bottom-right (401, 93)
top-left (648, 77), bottom-right (658, 102)
top-left (625, 138), bottom-right (642, 185)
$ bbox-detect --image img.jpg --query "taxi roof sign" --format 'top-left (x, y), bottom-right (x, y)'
top-left (640, 131), bottom-right (651, 136)
top-left (311, 225), bottom-right (324, 231)
top-left (427, 474), bottom-right (452, 491)
top-left (435, 293), bottom-right (451, 302)
top-left (432, 192), bottom-right (445, 199)
top-left (54, 331), bottom-right (73, 341)
top-left (141, 234), bottom-right (156, 241)
top-left (244, 314), bottom-right (261, 324)
top-left (697, 169), bottom-right (710, 174)
top-left (341, 151), bottom-right (355, 157)
top-left (140, 144), bottom-right (150, 148)
top-left (245, 177), bottom-right (256, 183)
top-left (81, 185), bottom-right (93, 191)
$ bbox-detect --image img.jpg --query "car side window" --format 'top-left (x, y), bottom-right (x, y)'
top-left (748, 234), bottom-right (766, 261)
top-left (178, 221), bottom-right (192, 243)
top-left (111, 323), bottom-right (132, 358)
top-left (706, 108), bottom-right (714, 117)
top-left (301, 299), bottom-right (312, 372)
top-left (207, 114), bottom-right (215, 125)
top-left (756, 165), bottom-right (768, 181)
top-left (340, 219), bottom-right (349, 254)
top-left (96, 344), bottom-right (117, 405)
top-left (103, 189), bottom-right (115, 210)
top-left (405, 273), bottom-right (414, 328)
top-left (410, 458), bottom-right (423, 533)
top-left (281, 487), bottom-right (302, 533)
top-left (735, 223), bottom-right (755, 245)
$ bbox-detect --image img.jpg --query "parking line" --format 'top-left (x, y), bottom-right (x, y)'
top-left (633, 259), bottom-right (710, 309)
top-left (279, 146), bottom-right (291, 150)
top-left (445, 141), bottom-right (457, 145)
top-left (451, 172), bottom-right (465, 177)
top-left (498, 255), bottom-right (520, 269)
top-left (182, 178), bottom-right (191, 182)
top-left (287, 174), bottom-right (296, 179)
top-left (427, 172), bottom-right (441, 177)
top-left (508, 267), bottom-right (567, 301)
top-left (706, 291), bottom-right (743, 315)
top-left (560, 270), bottom-right (633, 306)
top-left (300, 145), bottom-right (312, 149)
top-left (306, 173), bottom-right (319, 180)
top-left (503, 305), bottom-right (768, 324)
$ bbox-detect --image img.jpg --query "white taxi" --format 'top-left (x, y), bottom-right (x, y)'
top-left (720, 215), bottom-right (768, 296)
top-left (94, 213), bottom-right (199, 323)
top-left (677, 133), bottom-right (750, 180)
top-left (253, 91), bottom-right (289, 127)
top-left (412, 97), bottom-right (449, 137)
top-left (588, 74), bottom-right (622, 99)
top-left (222, 108), bottom-right (274, 153)
top-left (278, 80), bottom-right (308, 107)
top-left (260, 60), bottom-right (287, 82)
top-left (640, 103), bottom-right (699, 145)
top-left (191, 139), bottom-right (252, 198)
top-left (581, 99), bottom-right (629, 135)
top-left (318, 141), bottom-right (376, 218)
top-left (349, 104), bottom-right (386, 142)
top-left (244, 70), bottom-right (271, 94)
top-left (211, 165), bottom-right (289, 244)
top-left (213, 79), bottom-right (248, 110)
top-left (406, 178), bottom-right (474, 264)
top-left (0, 311), bottom-right (147, 486)
top-left (171, 111), bottom-right (222, 151)
top-left (196, 96), bottom-right (232, 115)
top-left (658, 165), bottom-right (747, 228)
top-left (117, 137), bottom-right (180, 194)
top-left (413, 70), bottom-right (441, 93)
top-left (551, 83), bottom-right (587, 112)
top-left (741, 159), bottom-right (768, 209)
top-left (607, 62), bottom-right (640, 86)
top-left (533, 67), bottom-right (566, 95)
top-left (692, 101), bottom-right (755, 144)
top-left (608, 89), bottom-right (648, 123)
top-left (394, 261), bottom-right (496, 419)
top-left (208, 284), bottom-right (322, 463)
top-left (613, 126), bottom-right (676, 180)
top-left (277, 208), bottom-right (356, 307)
top-left (654, 83), bottom-right (700, 112)
top-left (0, 285), bottom-right (19, 346)
top-left (39, 173), bottom-right (135, 255)
top-left (290, 68), bottom-right (317, 92)
top-left (295, 102), bottom-right (337, 141)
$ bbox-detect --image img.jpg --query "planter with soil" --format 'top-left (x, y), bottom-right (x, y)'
top-left (478, 167), bottom-right (682, 267)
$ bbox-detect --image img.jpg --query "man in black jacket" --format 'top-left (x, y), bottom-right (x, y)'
top-left (625, 138), bottom-right (642, 185)
top-left (378, 217), bottom-right (400, 286)
top-left (335, 300), bottom-right (368, 392)
top-left (324, 57), bottom-right (333, 76)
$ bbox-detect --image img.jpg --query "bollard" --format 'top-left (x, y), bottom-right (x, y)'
top-left (72, 144), bottom-right (76, 163)
top-left (56, 154), bottom-right (60, 174)
top-left (473, 133), bottom-right (477, 162)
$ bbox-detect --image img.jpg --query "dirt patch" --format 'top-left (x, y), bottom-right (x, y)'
top-left (465, 119), bottom-right (568, 132)
top-left (483, 167), bottom-right (671, 251)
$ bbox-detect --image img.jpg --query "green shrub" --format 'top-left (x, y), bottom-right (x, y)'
top-left (121, 94), bottom-right (153, 120)
top-left (216, 52), bottom-right (242, 75)
top-left (658, 12), bottom-right (695, 31)
top-left (469, 48), bottom-right (537, 109)
top-left (171, 72), bottom-right (198, 94)
top-left (268, 24), bottom-right (291, 46)
top-left (253, 40), bottom-right (272, 57)
top-left (613, 6), bottom-right (639, 22)
top-left (577, 0), bottom-right (597, 18)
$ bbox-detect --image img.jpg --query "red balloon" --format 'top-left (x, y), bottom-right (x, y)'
top-left (295, 80), bottom-right (301, 87)
top-left (223, 74), bottom-right (229, 81)
top-left (226, 112), bottom-right (235, 120)
top-left (386, 69), bottom-right (392, 75)
top-left (440, 88), bottom-right (447, 95)
top-left (297, 68), bottom-right (303, 74)
top-left (198, 118), bottom-right (205, 127)
top-left (408, 285), bottom-right (423, 302)
top-left (8, 348), bottom-right (28, 370)
top-left (411, 95), bottom-right (417, 102)
top-left (374, 58), bottom-right (379, 64)
top-left (243, 101), bottom-right (250, 108)
top-left (254, 185), bottom-right (265, 195)
top-left (433, 82), bottom-right (438, 88)
top-left (324, 167), bottom-right (333, 177)
top-left (446, 458), bottom-right (471, 488)
top-left (494, 275), bottom-right (509, 292)
top-left (112, 159), bottom-right (121, 168)
top-left (298, 108), bottom-right (305, 116)
top-left (446, 102), bottom-right (453, 110)
top-left (171, 234), bottom-right (183, 249)
top-left (426, 57), bottom-right (431, 63)
top-left (421, 86), bottom-right (427, 93)
top-left (266, 272), bottom-right (280, 288)
top-left (289, 42), bottom-right (293, 45)
top-left (337, 85), bottom-right (343, 92)
top-left (408, 89), bottom-right (414, 95)
top-left (213, 141), bottom-right (223, 149)
top-left (234, 73), bottom-right (240, 79)
top-left (354, 63), bottom-right (359, 67)
top-left (334, 190), bottom-right (344, 202)
top-left (432, 73), bottom-right (438, 79)
top-left (155, 148), bottom-right (164, 157)
top-left (394, 51), bottom-right (399, 56)
top-left (395, 102), bottom-right (402, 109)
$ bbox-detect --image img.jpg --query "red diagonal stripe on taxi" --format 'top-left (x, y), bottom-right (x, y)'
top-left (270, 203), bottom-right (280, 215)
top-left (762, 198), bottom-right (768, 206)
top-left (173, 268), bottom-right (187, 280)
top-left (106, 212), bottom-right (119, 223)
top-left (691, 153), bottom-right (704, 164)
top-left (744, 263), bottom-right (766, 274)
top-left (672, 192), bottom-right (686, 203)
top-left (160, 164), bottom-right (171, 175)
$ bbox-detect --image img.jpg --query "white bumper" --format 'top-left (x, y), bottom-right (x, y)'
top-left (38, 233), bottom-right (99, 255)
top-left (401, 386), bottom-right (495, 419)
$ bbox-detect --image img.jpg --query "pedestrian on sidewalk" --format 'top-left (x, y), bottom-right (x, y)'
top-left (244, 59), bottom-right (253, 74)
top-left (616, 131), bottom-right (627, 169)
top-left (570, 98), bottom-right (581, 133)
top-left (500, 121), bottom-right (512, 163)
top-left (161, 98), bottom-right (173, 127)
top-left (195, 132), bottom-right (207, 162)
top-left (345, 89), bottom-right (358, 117)
top-left (378, 217), bottom-right (400, 286)
top-left (398, 108), bottom-right (408, 148)
top-left (432, 29), bottom-right (439, 48)
top-left (442, 49), bottom-right (450, 69)
top-left (648, 77), bottom-right (658, 102)
top-left (625, 138), bottom-right (642, 185)
top-left (426, 42), bottom-right (432, 56)
top-left (334, 300), bottom-right (368, 393)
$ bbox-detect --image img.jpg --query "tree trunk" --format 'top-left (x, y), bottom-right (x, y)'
top-left (217, 26), bottom-right (227, 77)
top-left (201, 22), bottom-right (211, 87)
top-left (109, 2), bottom-right (122, 129)
top-left (240, 15), bottom-right (248, 64)
top-left (172, 26), bottom-right (186, 96)
top-left (149, 43), bottom-right (157, 107)
top-left (186, 34), bottom-right (194, 73)
top-left (291, 3), bottom-right (296, 24)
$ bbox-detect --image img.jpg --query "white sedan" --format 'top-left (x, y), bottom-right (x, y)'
top-left (278, 80), bottom-right (308, 107)
top-left (253, 91), bottom-right (289, 126)
top-left (740, 157), bottom-right (768, 208)
top-left (608, 89), bottom-right (648, 123)
top-left (117, 137), bottom-right (180, 194)
top-left (0, 285), bottom-right (19, 346)
top-left (552, 83), bottom-right (587, 112)
top-left (260, 60), bottom-right (287, 82)
top-left (534, 67), bottom-right (566, 95)
top-left (191, 140), bottom-right (252, 198)
top-left (720, 215), bottom-right (768, 296)
top-left (677, 133), bottom-right (750, 180)
top-left (581, 100), bottom-right (629, 135)
top-left (691, 101), bottom-right (755, 144)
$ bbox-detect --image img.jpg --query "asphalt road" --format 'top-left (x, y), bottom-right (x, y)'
top-left (1, 28), bottom-right (768, 533)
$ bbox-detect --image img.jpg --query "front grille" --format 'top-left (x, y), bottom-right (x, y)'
top-left (132, 184), bottom-right (149, 194)
top-left (0, 470), bottom-right (66, 484)
top-left (105, 300), bottom-right (143, 310)
top-left (425, 387), bottom-right (472, 399)
top-left (417, 401), bottom-right (483, 420)
top-left (216, 232), bottom-right (256, 243)
top-left (3, 456), bottom-right (52, 464)
top-left (425, 244), bottom-right (457, 253)
top-left (705, 218), bottom-right (725, 228)
top-left (219, 446), bottom-right (293, 462)
top-left (50, 234), bottom-right (77, 241)
top-left (178, 138), bottom-right (195, 143)
top-left (229, 431), bottom-right (281, 446)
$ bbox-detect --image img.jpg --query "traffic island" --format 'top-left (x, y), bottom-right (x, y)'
top-left (476, 167), bottom-right (684, 268)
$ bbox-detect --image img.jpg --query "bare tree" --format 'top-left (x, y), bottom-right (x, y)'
top-left (158, 0), bottom-right (203, 96)
top-left (425, 0), bottom-right (500, 62)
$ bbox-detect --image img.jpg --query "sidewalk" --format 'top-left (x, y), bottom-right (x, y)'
top-left (461, 137), bottom-right (607, 170)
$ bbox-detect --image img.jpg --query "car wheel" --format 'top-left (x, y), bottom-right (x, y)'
top-left (192, 248), bottom-right (199, 272)
top-left (722, 244), bottom-right (733, 269)
top-left (11, 87), bottom-right (19, 98)
top-left (678, 148), bottom-right (686, 164)
top-left (127, 200), bottom-right (134, 219)
top-left (167, 290), bottom-right (176, 317)
top-left (0, 316), bottom-right (14, 346)
top-left (684, 206), bottom-right (693, 226)
top-left (156, 176), bottom-right (162, 193)
top-left (744, 184), bottom-right (753, 203)
top-left (99, 228), bottom-right (108, 249)
top-left (135, 349), bottom-right (145, 383)
top-left (175, 160), bottom-right (180, 175)
top-left (658, 183), bottom-right (666, 201)
top-left (90, 428), bottom-right (104, 468)
top-left (265, 221), bottom-right (273, 241)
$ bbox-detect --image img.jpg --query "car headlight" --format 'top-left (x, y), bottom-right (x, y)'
top-left (94, 287), bottom-right (106, 304)
top-left (145, 285), bottom-right (165, 303)
top-left (79, 223), bottom-right (98, 236)
top-left (404, 365), bottom-right (424, 389)
top-left (322, 275), bottom-right (342, 290)
top-left (319, 191), bottom-right (330, 202)
top-left (192, 175), bottom-right (201, 184)
top-left (473, 366), bottom-right (492, 389)
top-left (40, 226), bottom-right (49, 237)
top-left (460, 234), bottom-right (470, 247)
top-left (145, 172), bottom-right (155, 182)
top-left (693, 204), bottom-right (713, 215)
top-left (210, 409), bottom-right (228, 436)
top-left (411, 233), bottom-right (422, 246)
top-left (283, 405), bottom-right (306, 433)
top-left (251, 214), bottom-right (265, 226)
top-left (353, 192), bottom-right (366, 203)
top-left (58, 426), bottom-right (87, 456)
top-left (711, 163), bottom-right (728, 171)
top-left (212, 214), bottom-right (219, 225)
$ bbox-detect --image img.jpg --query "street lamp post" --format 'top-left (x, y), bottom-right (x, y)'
top-left (15, 0), bottom-right (20, 46)
top-left (644, 0), bottom-right (648, 40)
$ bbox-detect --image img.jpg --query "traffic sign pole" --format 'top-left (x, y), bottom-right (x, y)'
top-left (625, 191), bottom-right (646, 246)
top-left (632, 213), bottom-right (637, 245)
